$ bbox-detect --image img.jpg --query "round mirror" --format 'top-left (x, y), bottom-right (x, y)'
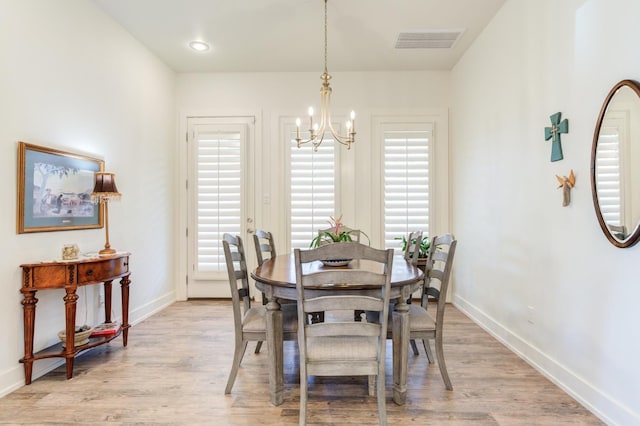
top-left (591, 80), bottom-right (640, 248)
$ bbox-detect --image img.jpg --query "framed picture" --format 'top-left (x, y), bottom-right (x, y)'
top-left (17, 142), bottom-right (104, 233)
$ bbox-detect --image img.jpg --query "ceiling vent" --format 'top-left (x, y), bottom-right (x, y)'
top-left (395, 30), bottom-right (465, 49)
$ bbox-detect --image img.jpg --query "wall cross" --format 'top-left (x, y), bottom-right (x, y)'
top-left (544, 112), bottom-right (569, 162)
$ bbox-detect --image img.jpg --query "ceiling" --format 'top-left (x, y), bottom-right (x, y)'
top-left (92, 0), bottom-right (506, 73)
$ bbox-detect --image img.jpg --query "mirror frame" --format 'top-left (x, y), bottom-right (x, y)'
top-left (590, 79), bottom-right (640, 248)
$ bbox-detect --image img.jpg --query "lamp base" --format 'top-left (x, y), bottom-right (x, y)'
top-left (99, 247), bottom-right (116, 256)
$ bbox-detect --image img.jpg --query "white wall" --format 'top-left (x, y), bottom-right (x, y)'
top-left (176, 71), bottom-right (450, 299)
top-left (0, 0), bottom-right (177, 396)
top-left (451, 0), bottom-right (640, 424)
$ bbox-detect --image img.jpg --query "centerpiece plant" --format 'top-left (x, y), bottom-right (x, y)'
top-left (310, 214), bottom-right (369, 248)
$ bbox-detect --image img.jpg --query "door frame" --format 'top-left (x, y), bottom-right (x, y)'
top-left (177, 111), bottom-right (262, 300)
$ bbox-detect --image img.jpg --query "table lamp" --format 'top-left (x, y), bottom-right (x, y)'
top-left (91, 172), bottom-right (121, 256)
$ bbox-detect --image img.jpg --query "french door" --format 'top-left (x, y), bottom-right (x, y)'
top-left (186, 117), bottom-right (254, 298)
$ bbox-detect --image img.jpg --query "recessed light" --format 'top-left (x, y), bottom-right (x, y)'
top-left (189, 40), bottom-right (210, 52)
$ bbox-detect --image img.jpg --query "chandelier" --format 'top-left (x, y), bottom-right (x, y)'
top-left (296, 0), bottom-right (356, 151)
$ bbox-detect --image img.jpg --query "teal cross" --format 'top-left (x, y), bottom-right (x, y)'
top-left (544, 112), bottom-right (569, 162)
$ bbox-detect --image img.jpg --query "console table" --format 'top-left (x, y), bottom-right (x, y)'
top-left (19, 252), bottom-right (131, 384)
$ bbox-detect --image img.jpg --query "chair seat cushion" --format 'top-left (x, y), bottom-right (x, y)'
top-left (307, 335), bottom-right (378, 361)
top-left (366, 304), bottom-right (436, 333)
top-left (407, 304), bottom-right (436, 332)
top-left (243, 304), bottom-right (298, 333)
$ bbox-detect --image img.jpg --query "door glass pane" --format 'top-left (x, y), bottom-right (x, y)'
top-left (195, 129), bottom-right (242, 273)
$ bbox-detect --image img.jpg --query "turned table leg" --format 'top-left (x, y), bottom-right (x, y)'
top-left (63, 287), bottom-right (79, 379)
top-left (120, 274), bottom-right (130, 346)
top-left (392, 287), bottom-right (412, 405)
top-left (264, 288), bottom-right (284, 406)
top-left (20, 288), bottom-right (38, 385)
top-left (103, 280), bottom-right (113, 323)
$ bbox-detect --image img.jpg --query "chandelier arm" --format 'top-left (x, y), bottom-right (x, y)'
top-left (324, 88), bottom-right (353, 147)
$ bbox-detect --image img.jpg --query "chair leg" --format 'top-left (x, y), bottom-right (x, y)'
top-left (410, 339), bottom-right (419, 356)
top-left (299, 372), bottom-right (308, 426)
top-left (225, 340), bottom-right (249, 394)
top-left (377, 372), bottom-right (387, 425)
top-left (423, 338), bottom-right (435, 364)
top-left (254, 341), bottom-right (263, 354)
top-left (435, 333), bottom-right (453, 390)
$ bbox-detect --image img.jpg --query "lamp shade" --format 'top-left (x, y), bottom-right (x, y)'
top-left (91, 172), bottom-right (121, 201)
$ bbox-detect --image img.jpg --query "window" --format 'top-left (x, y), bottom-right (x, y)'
top-left (285, 115), bottom-right (440, 253)
top-left (288, 126), bottom-right (337, 249)
top-left (382, 124), bottom-right (431, 249)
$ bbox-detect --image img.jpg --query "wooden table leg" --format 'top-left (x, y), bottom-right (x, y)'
top-left (120, 275), bottom-right (130, 346)
top-left (392, 288), bottom-right (411, 405)
top-left (103, 280), bottom-right (113, 323)
top-left (63, 287), bottom-right (79, 379)
top-left (264, 288), bottom-right (284, 406)
top-left (20, 288), bottom-right (38, 385)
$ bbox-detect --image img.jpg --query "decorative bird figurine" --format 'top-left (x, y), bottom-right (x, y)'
top-left (556, 169), bottom-right (576, 207)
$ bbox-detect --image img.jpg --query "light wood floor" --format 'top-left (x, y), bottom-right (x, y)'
top-left (0, 300), bottom-right (603, 425)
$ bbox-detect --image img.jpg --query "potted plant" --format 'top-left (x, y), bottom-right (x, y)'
top-left (310, 214), bottom-right (369, 248)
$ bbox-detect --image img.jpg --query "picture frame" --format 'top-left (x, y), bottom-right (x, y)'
top-left (17, 142), bottom-right (104, 233)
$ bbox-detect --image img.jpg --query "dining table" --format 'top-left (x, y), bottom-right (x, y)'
top-left (251, 253), bottom-right (424, 406)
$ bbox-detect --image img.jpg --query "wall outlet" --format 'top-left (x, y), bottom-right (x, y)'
top-left (527, 305), bottom-right (535, 325)
top-left (98, 292), bottom-right (105, 306)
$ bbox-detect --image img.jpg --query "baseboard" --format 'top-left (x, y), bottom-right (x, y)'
top-left (0, 357), bottom-right (65, 398)
top-left (0, 290), bottom-right (176, 399)
top-left (453, 295), bottom-right (638, 426)
top-left (129, 290), bottom-right (176, 325)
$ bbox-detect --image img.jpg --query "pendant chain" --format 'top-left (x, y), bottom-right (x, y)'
top-left (324, 0), bottom-right (328, 74)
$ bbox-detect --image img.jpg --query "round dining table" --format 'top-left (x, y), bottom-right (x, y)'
top-left (251, 253), bottom-right (424, 406)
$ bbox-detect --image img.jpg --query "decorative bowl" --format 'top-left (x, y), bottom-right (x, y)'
top-left (58, 325), bottom-right (93, 347)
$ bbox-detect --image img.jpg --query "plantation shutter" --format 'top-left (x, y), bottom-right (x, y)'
top-left (194, 125), bottom-right (244, 273)
top-left (383, 124), bottom-right (431, 249)
top-left (595, 124), bottom-right (623, 226)
top-left (289, 129), bottom-right (337, 249)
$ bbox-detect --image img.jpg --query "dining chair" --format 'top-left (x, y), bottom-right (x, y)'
top-left (222, 233), bottom-right (298, 394)
top-left (294, 242), bottom-right (393, 426)
top-left (251, 229), bottom-right (276, 353)
top-left (403, 230), bottom-right (423, 265)
top-left (406, 233), bottom-right (457, 390)
top-left (253, 229), bottom-right (277, 266)
top-left (403, 230), bottom-right (423, 356)
top-left (253, 229), bottom-right (297, 327)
